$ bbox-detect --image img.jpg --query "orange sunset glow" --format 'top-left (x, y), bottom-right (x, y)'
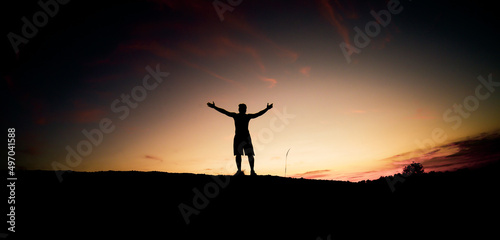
top-left (6, 0), bottom-right (500, 182)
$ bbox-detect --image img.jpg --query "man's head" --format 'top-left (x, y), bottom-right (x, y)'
top-left (238, 103), bottom-right (247, 114)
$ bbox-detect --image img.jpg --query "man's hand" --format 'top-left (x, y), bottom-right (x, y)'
top-left (266, 103), bottom-right (273, 110)
top-left (207, 101), bottom-right (215, 108)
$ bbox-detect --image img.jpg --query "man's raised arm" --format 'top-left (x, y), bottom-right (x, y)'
top-left (249, 103), bottom-right (273, 119)
top-left (207, 101), bottom-right (234, 117)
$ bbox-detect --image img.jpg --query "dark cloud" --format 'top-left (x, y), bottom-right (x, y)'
top-left (145, 155), bottom-right (164, 163)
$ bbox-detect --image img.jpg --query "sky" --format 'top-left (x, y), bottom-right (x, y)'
top-left (4, 0), bottom-right (500, 181)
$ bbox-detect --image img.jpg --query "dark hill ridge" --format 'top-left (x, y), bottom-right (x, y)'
top-left (5, 162), bottom-right (499, 239)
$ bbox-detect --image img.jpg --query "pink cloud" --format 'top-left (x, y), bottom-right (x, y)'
top-left (291, 169), bottom-right (332, 179)
top-left (91, 2), bottom-right (301, 90)
top-left (289, 132), bottom-right (500, 182)
top-left (318, 0), bottom-right (351, 45)
top-left (258, 75), bottom-right (277, 88)
top-left (117, 39), bottom-right (239, 85)
top-left (299, 66), bottom-right (311, 77)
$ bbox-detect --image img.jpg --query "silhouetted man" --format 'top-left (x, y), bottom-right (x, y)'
top-left (207, 102), bottom-right (273, 176)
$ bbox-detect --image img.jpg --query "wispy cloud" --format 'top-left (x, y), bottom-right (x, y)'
top-left (318, 0), bottom-right (352, 45)
top-left (144, 155), bottom-right (164, 163)
top-left (88, 1), bottom-right (299, 89)
top-left (291, 169), bottom-right (332, 179)
top-left (378, 132), bottom-right (500, 175)
top-left (258, 75), bottom-right (277, 88)
top-left (317, 0), bottom-right (397, 54)
top-left (289, 132), bottom-right (500, 182)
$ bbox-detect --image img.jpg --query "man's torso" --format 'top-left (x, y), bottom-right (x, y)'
top-left (232, 114), bottom-right (251, 136)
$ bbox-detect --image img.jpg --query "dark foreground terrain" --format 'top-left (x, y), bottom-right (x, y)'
top-left (3, 161), bottom-right (499, 239)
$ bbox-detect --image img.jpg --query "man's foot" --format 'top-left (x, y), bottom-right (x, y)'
top-left (234, 170), bottom-right (245, 176)
top-left (250, 170), bottom-right (257, 176)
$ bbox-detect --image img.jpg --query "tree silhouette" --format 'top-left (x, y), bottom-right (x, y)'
top-left (402, 161), bottom-right (424, 176)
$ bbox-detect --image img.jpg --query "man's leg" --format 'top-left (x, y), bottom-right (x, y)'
top-left (248, 154), bottom-right (257, 176)
top-left (235, 155), bottom-right (242, 172)
top-left (248, 155), bottom-right (254, 172)
top-left (245, 136), bottom-right (256, 175)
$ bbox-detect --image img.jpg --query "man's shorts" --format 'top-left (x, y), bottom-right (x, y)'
top-left (233, 134), bottom-right (254, 156)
